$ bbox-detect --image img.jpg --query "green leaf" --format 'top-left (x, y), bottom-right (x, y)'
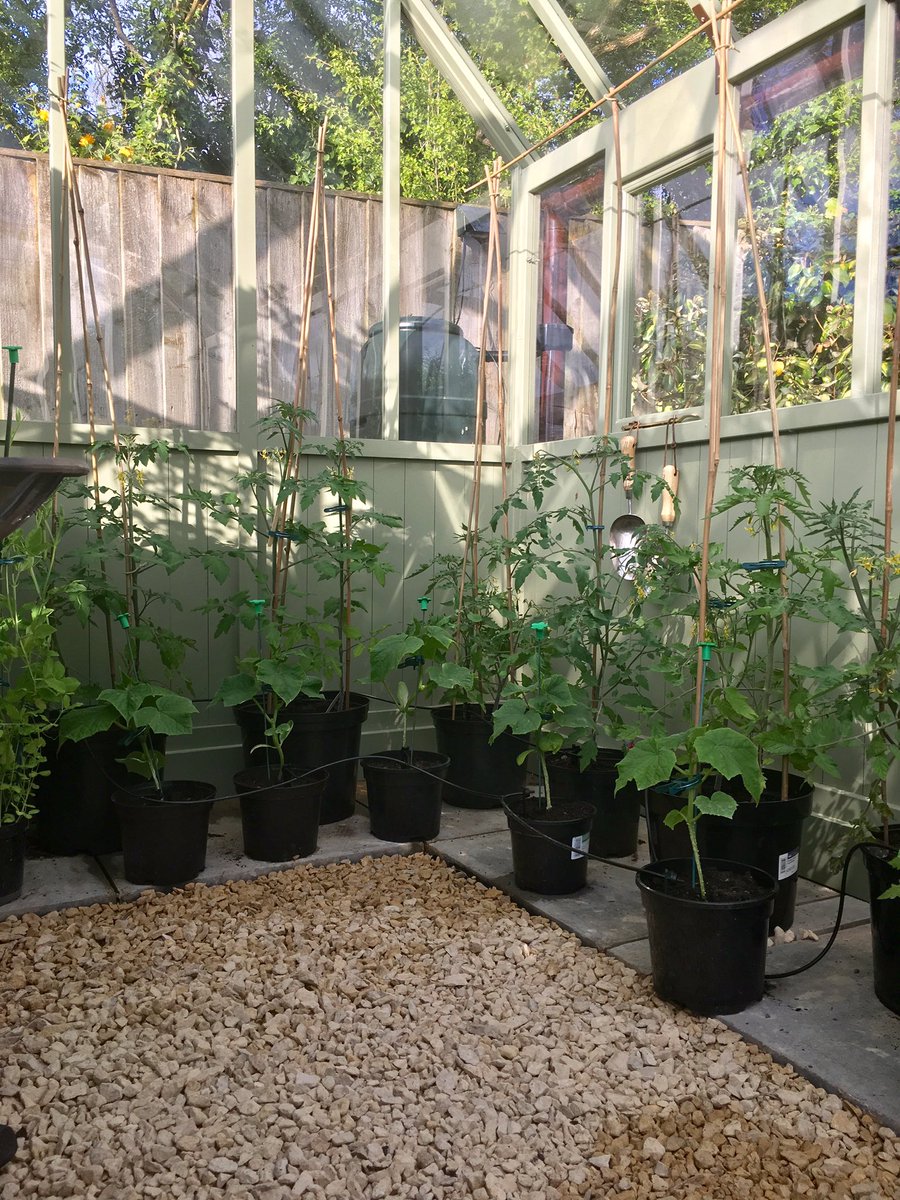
top-left (216, 672), bottom-right (258, 707)
top-left (58, 703), bottom-right (117, 744)
top-left (663, 808), bottom-right (687, 829)
top-left (694, 728), bottom-right (764, 799)
top-left (722, 687), bottom-right (757, 722)
top-left (369, 634), bottom-right (424, 681)
top-left (257, 659), bottom-right (320, 705)
top-left (878, 884), bottom-right (900, 900)
top-left (492, 697), bottom-right (543, 736)
top-left (695, 790), bottom-right (738, 820)
top-left (616, 737), bottom-right (677, 792)
top-left (428, 662), bottom-right (474, 692)
top-left (134, 693), bottom-right (197, 736)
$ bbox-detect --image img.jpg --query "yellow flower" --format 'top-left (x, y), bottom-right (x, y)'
top-left (102, 119), bottom-right (114, 132)
top-left (78, 133), bottom-right (95, 147)
top-left (120, 146), bottom-right (134, 159)
top-left (773, 361), bottom-right (785, 377)
top-left (37, 109), bottom-right (49, 123)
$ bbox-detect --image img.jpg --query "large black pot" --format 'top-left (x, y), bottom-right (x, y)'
top-left (0, 819), bottom-right (28, 905)
top-left (235, 692), bottom-right (369, 824)
top-left (361, 750), bottom-right (449, 841)
top-left (645, 785), bottom-right (701, 861)
top-left (546, 749), bottom-right (640, 857)
top-left (112, 780), bottom-right (216, 886)
top-left (36, 727), bottom-right (168, 856)
top-left (637, 857), bottom-right (777, 1015)
top-left (234, 766), bottom-right (326, 862)
top-left (702, 769), bottom-right (813, 933)
top-left (861, 825), bottom-right (900, 1017)
top-left (431, 704), bottom-right (527, 809)
top-left (506, 796), bottom-right (593, 896)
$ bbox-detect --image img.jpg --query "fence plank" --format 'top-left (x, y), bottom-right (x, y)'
top-left (160, 174), bottom-right (201, 428)
top-left (0, 156), bottom-right (50, 418)
top-left (196, 178), bottom-right (234, 433)
top-left (120, 170), bottom-right (165, 427)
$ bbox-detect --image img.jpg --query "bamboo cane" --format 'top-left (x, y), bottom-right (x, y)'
top-left (463, 0), bottom-right (749, 194)
top-left (723, 80), bottom-right (793, 797)
top-left (693, 7), bottom-right (731, 726)
top-left (488, 160), bottom-right (514, 623)
top-left (878, 289), bottom-right (900, 838)
top-left (272, 121), bottom-right (328, 612)
top-left (320, 174), bottom-right (354, 710)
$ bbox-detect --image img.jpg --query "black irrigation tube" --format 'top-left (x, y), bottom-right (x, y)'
top-left (82, 735), bottom-right (871, 982)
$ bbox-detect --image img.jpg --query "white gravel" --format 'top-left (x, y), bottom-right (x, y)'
top-left (0, 853), bottom-right (897, 1199)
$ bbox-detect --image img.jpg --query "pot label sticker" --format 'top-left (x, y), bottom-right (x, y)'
top-left (778, 848), bottom-right (800, 880)
top-left (571, 834), bottom-right (589, 861)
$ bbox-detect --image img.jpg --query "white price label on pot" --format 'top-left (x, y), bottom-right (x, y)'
top-left (571, 834), bottom-right (589, 861)
top-left (778, 848), bottom-right (799, 881)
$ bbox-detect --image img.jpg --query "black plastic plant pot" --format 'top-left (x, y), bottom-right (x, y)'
top-left (505, 796), bottom-right (594, 896)
top-left (36, 728), bottom-right (168, 857)
top-left (361, 750), bottom-right (449, 842)
top-left (702, 770), bottom-right (814, 933)
top-left (0, 819), bottom-right (28, 905)
top-left (112, 780), bottom-right (216, 886)
top-left (234, 766), bottom-right (326, 862)
top-left (646, 786), bottom-right (703, 861)
top-left (431, 704), bottom-right (527, 810)
top-left (861, 827), bottom-right (900, 1017)
top-left (235, 692), bottom-right (369, 825)
top-left (546, 749), bottom-right (640, 857)
top-left (637, 857), bottom-right (777, 1016)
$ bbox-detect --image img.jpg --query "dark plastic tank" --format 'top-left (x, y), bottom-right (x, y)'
top-left (356, 316), bottom-right (479, 442)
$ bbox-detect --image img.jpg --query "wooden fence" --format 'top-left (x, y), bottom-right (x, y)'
top-left (0, 149), bottom-right (501, 438)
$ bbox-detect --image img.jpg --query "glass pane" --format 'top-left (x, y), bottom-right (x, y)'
top-left (731, 21), bottom-right (864, 413)
top-left (0, 1), bottom-right (47, 151)
top-left (569, 2), bottom-right (804, 98)
top-left (886, 12), bottom-right (900, 387)
top-left (536, 160), bottom-right (604, 441)
top-left (255, 0), bottom-right (382, 189)
top-left (63, 0), bottom-right (231, 173)
top-left (631, 162), bottom-right (711, 417)
top-left (432, 0), bottom-right (591, 151)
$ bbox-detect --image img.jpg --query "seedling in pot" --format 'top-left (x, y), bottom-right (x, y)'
top-left (491, 621), bottom-right (593, 810)
top-left (213, 599), bottom-right (326, 780)
top-left (367, 598), bottom-right (455, 758)
top-left (58, 613), bottom-right (197, 797)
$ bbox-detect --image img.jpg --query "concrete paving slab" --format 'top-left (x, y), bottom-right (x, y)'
top-left (432, 803), bottom-right (508, 842)
top-left (4, 853), bottom-right (117, 918)
top-left (98, 806), bottom-right (416, 902)
top-left (431, 830), bottom-right (651, 949)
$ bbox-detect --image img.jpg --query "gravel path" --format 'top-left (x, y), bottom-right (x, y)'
top-left (0, 853), bottom-right (897, 1199)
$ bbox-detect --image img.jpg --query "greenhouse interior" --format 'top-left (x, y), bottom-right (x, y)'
top-left (0, 0), bottom-right (899, 1195)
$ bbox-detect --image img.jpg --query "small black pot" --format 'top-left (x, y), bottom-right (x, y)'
top-left (702, 769), bottom-right (813, 933)
top-left (0, 819), bottom-right (28, 905)
top-left (546, 749), bottom-right (640, 857)
top-left (35, 727), bottom-right (168, 856)
top-left (235, 693), bottom-right (369, 824)
top-left (431, 704), bottom-right (527, 809)
top-left (506, 796), bottom-right (594, 895)
top-left (113, 780), bottom-right (216, 886)
top-left (361, 750), bottom-right (449, 841)
top-left (234, 766), bottom-right (326, 862)
top-left (637, 857), bottom-right (777, 1015)
top-left (861, 826), bottom-right (900, 1017)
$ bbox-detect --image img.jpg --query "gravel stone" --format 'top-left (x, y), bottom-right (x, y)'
top-left (0, 853), bottom-right (896, 1200)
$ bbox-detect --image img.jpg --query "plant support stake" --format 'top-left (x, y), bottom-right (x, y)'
top-left (1, 345), bottom-right (20, 458)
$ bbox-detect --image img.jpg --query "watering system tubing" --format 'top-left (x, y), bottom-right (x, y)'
top-left (78, 704), bottom-right (863, 986)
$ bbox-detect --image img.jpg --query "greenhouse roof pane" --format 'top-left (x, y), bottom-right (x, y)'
top-left (564, 1), bottom-right (805, 100)
top-left (432, 0), bottom-right (593, 148)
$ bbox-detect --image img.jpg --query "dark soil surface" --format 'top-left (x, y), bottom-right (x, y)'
top-left (643, 862), bottom-right (772, 905)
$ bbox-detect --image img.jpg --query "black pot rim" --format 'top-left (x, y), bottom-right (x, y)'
top-left (0, 817), bottom-right (29, 837)
top-left (112, 780), bottom-right (217, 808)
top-left (505, 797), bottom-right (594, 827)
top-left (362, 749), bottom-right (450, 771)
top-left (234, 765), bottom-right (329, 790)
top-left (637, 857), bottom-right (777, 910)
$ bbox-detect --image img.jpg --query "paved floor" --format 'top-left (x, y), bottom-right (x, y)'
top-left (6, 796), bottom-right (899, 1135)
top-left (428, 805), bottom-right (900, 1135)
